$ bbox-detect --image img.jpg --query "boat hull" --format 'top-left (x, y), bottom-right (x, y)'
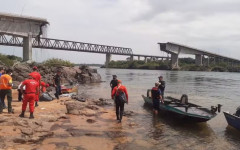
top-left (223, 111), bottom-right (240, 130)
top-left (143, 95), bottom-right (216, 123)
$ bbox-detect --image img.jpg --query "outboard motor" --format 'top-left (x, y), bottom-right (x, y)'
top-left (217, 104), bottom-right (222, 113)
top-left (180, 94), bottom-right (188, 104)
top-left (235, 106), bottom-right (240, 117)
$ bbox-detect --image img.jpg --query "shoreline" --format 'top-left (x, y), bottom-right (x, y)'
top-left (0, 89), bottom-right (136, 150)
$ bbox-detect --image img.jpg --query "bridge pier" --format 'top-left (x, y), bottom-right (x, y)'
top-left (23, 33), bottom-right (33, 62)
top-left (195, 54), bottom-right (203, 66)
top-left (130, 55), bottom-right (134, 61)
top-left (105, 53), bottom-right (112, 68)
top-left (171, 53), bottom-right (179, 69)
top-left (144, 57), bottom-right (147, 63)
top-left (138, 56), bottom-right (140, 61)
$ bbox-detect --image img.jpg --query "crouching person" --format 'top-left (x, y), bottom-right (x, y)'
top-left (19, 74), bottom-right (39, 119)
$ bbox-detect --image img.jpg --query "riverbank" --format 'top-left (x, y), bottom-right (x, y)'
top-left (104, 60), bottom-right (240, 72)
top-left (0, 89), bottom-right (136, 150)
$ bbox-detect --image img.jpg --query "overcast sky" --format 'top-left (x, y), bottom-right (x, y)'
top-left (1, 0), bottom-right (240, 64)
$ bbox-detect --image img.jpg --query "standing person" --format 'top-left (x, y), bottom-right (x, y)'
top-left (0, 67), bottom-right (7, 109)
top-left (0, 69), bottom-right (14, 114)
top-left (17, 82), bottom-right (25, 101)
top-left (158, 76), bottom-right (166, 98)
top-left (19, 74), bottom-right (39, 119)
top-left (110, 75), bottom-right (118, 92)
top-left (53, 70), bottom-right (62, 99)
top-left (151, 82), bottom-right (163, 115)
top-left (111, 80), bottom-right (128, 123)
top-left (29, 66), bottom-right (41, 107)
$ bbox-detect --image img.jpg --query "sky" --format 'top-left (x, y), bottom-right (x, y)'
top-left (1, 0), bottom-right (240, 64)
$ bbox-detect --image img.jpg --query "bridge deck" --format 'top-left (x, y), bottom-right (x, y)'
top-left (159, 42), bottom-right (240, 62)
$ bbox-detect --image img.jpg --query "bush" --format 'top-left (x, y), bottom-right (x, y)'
top-left (43, 58), bottom-right (74, 67)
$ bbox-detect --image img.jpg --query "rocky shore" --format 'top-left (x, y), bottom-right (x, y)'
top-left (0, 89), bottom-right (136, 150)
top-left (8, 63), bottom-right (102, 88)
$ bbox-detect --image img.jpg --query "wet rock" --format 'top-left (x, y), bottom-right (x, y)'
top-left (86, 119), bottom-right (96, 123)
top-left (123, 111), bottom-right (135, 117)
top-left (71, 95), bottom-right (86, 102)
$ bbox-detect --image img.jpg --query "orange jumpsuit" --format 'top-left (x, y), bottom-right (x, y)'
top-left (29, 71), bottom-right (41, 102)
top-left (21, 79), bottom-right (39, 113)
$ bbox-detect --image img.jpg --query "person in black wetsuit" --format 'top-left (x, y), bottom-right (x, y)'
top-left (110, 75), bottom-right (118, 92)
top-left (53, 70), bottom-right (62, 99)
top-left (158, 76), bottom-right (166, 98)
top-left (151, 82), bottom-right (163, 115)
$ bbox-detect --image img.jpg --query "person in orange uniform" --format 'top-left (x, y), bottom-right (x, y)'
top-left (19, 74), bottom-right (39, 119)
top-left (0, 69), bottom-right (14, 114)
top-left (111, 80), bottom-right (128, 123)
top-left (29, 66), bottom-right (41, 107)
top-left (41, 81), bottom-right (49, 93)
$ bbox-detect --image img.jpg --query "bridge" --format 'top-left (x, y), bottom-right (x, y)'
top-left (159, 42), bottom-right (240, 69)
top-left (0, 13), bottom-right (167, 67)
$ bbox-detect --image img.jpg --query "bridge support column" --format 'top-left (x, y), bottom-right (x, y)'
top-left (207, 56), bottom-right (210, 66)
top-left (105, 53), bottom-right (112, 68)
top-left (144, 57), bottom-right (147, 63)
top-left (195, 54), bottom-right (203, 66)
top-left (138, 56), bottom-right (140, 61)
top-left (130, 55), bottom-right (134, 61)
top-left (23, 33), bottom-right (32, 62)
top-left (171, 54), bottom-right (179, 69)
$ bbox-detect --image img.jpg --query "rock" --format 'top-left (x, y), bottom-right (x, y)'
top-left (65, 101), bottom-right (87, 114)
top-left (82, 109), bottom-right (97, 117)
top-left (13, 136), bottom-right (28, 144)
top-left (86, 119), bottom-right (96, 123)
top-left (123, 111), bottom-right (135, 117)
top-left (58, 115), bottom-right (70, 119)
top-left (21, 128), bottom-right (33, 135)
top-left (86, 105), bottom-right (99, 110)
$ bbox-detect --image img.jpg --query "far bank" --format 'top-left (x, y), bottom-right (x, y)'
top-left (103, 58), bottom-right (240, 73)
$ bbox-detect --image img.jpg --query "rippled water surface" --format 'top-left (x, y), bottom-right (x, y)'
top-left (79, 68), bottom-right (240, 150)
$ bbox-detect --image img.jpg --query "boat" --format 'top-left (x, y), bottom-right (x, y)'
top-left (223, 107), bottom-right (240, 130)
top-left (142, 89), bottom-right (222, 122)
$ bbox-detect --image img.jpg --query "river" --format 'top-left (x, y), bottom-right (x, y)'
top-left (78, 68), bottom-right (240, 150)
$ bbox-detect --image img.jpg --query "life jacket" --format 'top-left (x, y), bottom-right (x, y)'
top-left (151, 87), bottom-right (160, 99)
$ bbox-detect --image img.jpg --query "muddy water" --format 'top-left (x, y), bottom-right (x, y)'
top-left (78, 68), bottom-right (240, 150)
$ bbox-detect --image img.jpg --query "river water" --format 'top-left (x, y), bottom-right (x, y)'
top-left (79, 68), bottom-right (240, 150)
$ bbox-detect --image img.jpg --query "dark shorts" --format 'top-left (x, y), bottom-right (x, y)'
top-left (153, 99), bottom-right (160, 110)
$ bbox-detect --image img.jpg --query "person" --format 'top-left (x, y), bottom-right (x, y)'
top-left (110, 75), bottom-right (118, 92)
top-left (0, 67), bottom-right (4, 77)
top-left (29, 66), bottom-right (41, 107)
top-left (40, 81), bottom-right (48, 93)
top-left (111, 80), bottom-right (128, 123)
top-left (53, 70), bottom-right (62, 99)
top-left (17, 82), bottom-right (26, 101)
top-left (158, 76), bottom-right (166, 98)
top-left (19, 74), bottom-right (39, 119)
top-left (0, 67), bottom-right (7, 109)
top-left (151, 82), bottom-right (163, 115)
top-left (0, 69), bottom-right (14, 114)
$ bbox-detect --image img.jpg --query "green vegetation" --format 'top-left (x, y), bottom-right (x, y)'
top-left (107, 57), bottom-right (240, 72)
top-left (0, 54), bottom-right (22, 67)
top-left (43, 58), bottom-right (74, 67)
top-left (108, 60), bottom-right (170, 70)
